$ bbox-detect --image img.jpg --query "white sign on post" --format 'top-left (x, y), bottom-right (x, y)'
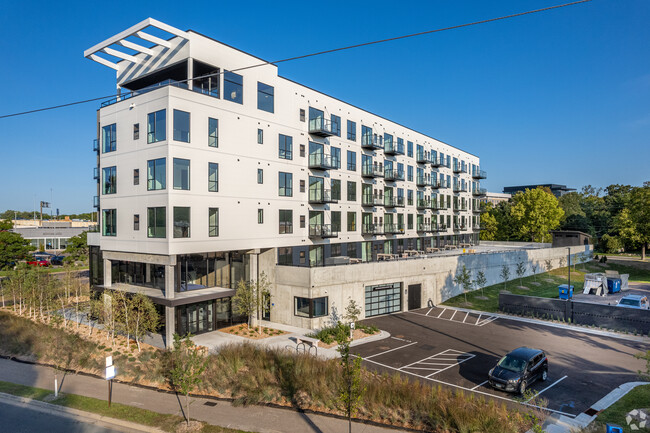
top-left (105, 365), bottom-right (116, 380)
top-left (105, 356), bottom-right (113, 367)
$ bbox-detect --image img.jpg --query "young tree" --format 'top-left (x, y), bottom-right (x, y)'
top-left (531, 263), bottom-right (538, 283)
top-left (474, 270), bottom-right (487, 298)
top-left (0, 231), bottom-right (34, 270)
top-left (130, 292), bottom-right (159, 352)
top-left (232, 272), bottom-right (271, 333)
top-left (544, 259), bottom-right (553, 273)
top-left (500, 265), bottom-right (511, 290)
top-left (453, 265), bottom-right (473, 303)
top-left (510, 188), bottom-right (564, 243)
top-left (169, 334), bottom-right (208, 426)
top-left (335, 323), bottom-right (365, 433)
top-left (343, 298), bottom-right (362, 324)
top-left (515, 261), bottom-right (526, 286)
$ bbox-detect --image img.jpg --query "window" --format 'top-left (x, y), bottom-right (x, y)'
top-left (134, 214), bottom-right (140, 231)
top-left (407, 165), bottom-right (414, 182)
top-left (347, 120), bottom-right (356, 141)
top-left (133, 123), bottom-right (139, 140)
top-left (258, 209), bottom-right (264, 224)
top-left (408, 214), bottom-right (414, 230)
top-left (173, 158), bottom-right (190, 190)
top-left (279, 172), bottom-right (293, 196)
top-left (300, 215), bottom-right (306, 228)
top-left (279, 247), bottom-right (292, 265)
top-left (407, 141), bottom-right (413, 157)
top-left (331, 147), bottom-right (341, 169)
top-left (331, 211), bottom-right (341, 232)
top-left (279, 134), bottom-right (293, 160)
top-left (347, 150), bottom-right (356, 171)
top-left (224, 71), bottom-right (243, 104)
top-left (279, 209), bottom-right (293, 234)
top-left (347, 212), bottom-right (356, 231)
top-left (347, 181), bottom-right (356, 201)
top-left (257, 82), bottom-right (274, 113)
top-left (208, 208), bottom-right (219, 237)
top-left (173, 207), bottom-right (190, 238)
top-left (102, 209), bottom-right (116, 236)
top-left (208, 118), bottom-right (219, 147)
top-left (147, 207), bottom-right (166, 238)
top-left (299, 109), bottom-right (305, 122)
top-left (407, 189), bottom-right (413, 206)
top-left (331, 114), bottom-right (341, 136)
top-left (300, 144), bottom-right (305, 157)
top-left (208, 163), bottom-right (219, 192)
top-left (331, 244), bottom-right (341, 257)
top-left (294, 297), bottom-right (328, 318)
top-left (361, 125), bottom-right (372, 145)
top-left (147, 158), bottom-right (166, 190)
top-left (147, 109), bottom-right (166, 143)
top-left (133, 169), bottom-right (139, 185)
top-left (331, 179), bottom-right (341, 201)
top-left (257, 169), bottom-right (263, 184)
top-left (102, 166), bottom-right (116, 195)
top-left (173, 110), bottom-right (190, 142)
top-left (300, 251), bottom-right (306, 264)
top-left (300, 179), bottom-right (305, 193)
top-left (102, 123), bottom-right (116, 153)
top-left (257, 128), bottom-right (263, 144)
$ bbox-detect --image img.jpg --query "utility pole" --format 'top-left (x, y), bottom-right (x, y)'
top-left (567, 248), bottom-right (571, 291)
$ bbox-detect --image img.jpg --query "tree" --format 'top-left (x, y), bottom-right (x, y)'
top-left (453, 265), bottom-right (473, 303)
top-left (515, 261), bottom-right (526, 286)
top-left (335, 323), bottom-right (365, 433)
top-left (64, 232), bottom-right (89, 263)
top-left (531, 263), bottom-right (538, 283)
top-left (510, 188), bottom-right (564, 243)
top-left (0, 220), bottom-right (13, 230)
top-left (613, 208), bottom-right (642, 251)
top-left (232, 272), bottom-right (271, 333)
top-left (479, 204), bottom-right (498, 241)
top-left (628, 185), bottom-right (650, 260)
top-left (130, 293), bottom-right (159, 352)
top-left (544, 259), bottom-right (553, 272)
top-left (169, 334), bottom-right (208, 426)
top-left (0, 231), bottom-right (34, 270)
top-left (343, 298), bottom-right (361, 324)
top-left (474, 271), bottom-right (487, 298)
top-left (500, 265), bottom-right (510, 290)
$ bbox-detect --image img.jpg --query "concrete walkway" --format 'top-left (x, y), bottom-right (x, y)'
top-left (0, 357), bottom-right (398, 433)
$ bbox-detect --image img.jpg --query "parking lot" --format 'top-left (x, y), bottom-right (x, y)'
top-left (356, 307), bottom-right (648, 417)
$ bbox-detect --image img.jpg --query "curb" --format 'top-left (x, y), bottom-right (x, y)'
top-left (0, 391), bottom-right (163, 433)
top-left (351, 330), bottom-right (391, 347)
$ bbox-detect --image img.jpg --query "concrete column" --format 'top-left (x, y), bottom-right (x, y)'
top-left (165, 265), bottom-right (175, 299)
top-left (187, 58), bottom-right (193, 90)
top-left (103, 259), bottom-right (112, 287)
top-left (165, 306), bottom-right (175, 349)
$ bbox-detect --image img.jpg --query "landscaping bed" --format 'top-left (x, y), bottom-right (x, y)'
top-left (221, 323), bottom-right (286, 339)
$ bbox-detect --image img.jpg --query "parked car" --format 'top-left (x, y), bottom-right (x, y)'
top-left (488, 347), bottom-right (548, 394)
top-left (617, 295), bottom-right (649, 310)
top-left (27, 258), bottom-right (50, 267)
top-left (50, 255), bottom-right (65, 266)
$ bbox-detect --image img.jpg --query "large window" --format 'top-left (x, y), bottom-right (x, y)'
top-left (208, 208), bottom-right (219, 237)
top-left (278, 172), bottom-right (293, 197)
top-left (208, 118), bottom-right (219, 147)
top-left (279, 134), bottom-right (293, 160)
top-left (224, 71), bottom-right (243, 104)
top-left (102, 166), bottom-right (116, 195)
top-left (279, 209), bottom-right (293, 234)
top-left (331, 114), bottom-right (341, 136)
top-left (331, 211), bottom-right (341, 232)
top-left (278, 247), bottom-right (293, 265)
top-left (173, 207), bottom-right (191, 238)
top-left (147, 207), bottom-right (166, 238)
top-left (257, 82), bottom-right (274, 113)
top-left (173, 110), bottom-right (190, 142)
top-left (173, 158), bottom-right (190, 190)
top-left (294, 297), bottom-right (328, 318)
top-left (331, 179), bottom-right (341, 201)
top-left (347, 120), bottom-right (356, 141)
top-left (147, 158), bottom-right (166, 190)
top-left (208, 163), bottom-right (219, 192)
top-left (407, 141), bottom-right (413, 158)
top-left (365, 282), bottom-right (402, 317)
top-left (347, 212), bottom-right (356, 231)
top-left (102, 124), bottom-right (116, 153)
top-left (102, 209), bottom-right (116, 236)
top-left (347, 181), bottom-right (356, 201)
top-left (347, 150), bottom-right (356, 171)
top-left (147, 109), bottom-right (166, 143)
top-left (331, 147), bottom-right (341, 169)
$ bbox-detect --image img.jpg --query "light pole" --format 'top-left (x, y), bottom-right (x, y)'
top-left (567, 247), bottom-right (571, 291)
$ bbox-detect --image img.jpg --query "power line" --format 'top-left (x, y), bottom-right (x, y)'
top-left (0, 0), bottom-right (592, 120)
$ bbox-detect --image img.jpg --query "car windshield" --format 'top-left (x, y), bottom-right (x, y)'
top-left (497, 355), bottom-right (527, 372)
top-left (619, 299), bottom-right (640, 306)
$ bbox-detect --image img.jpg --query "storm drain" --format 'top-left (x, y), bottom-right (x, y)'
top-left (204, 401), bottom-right (218, 407)
top-left (584, 408), bottom-right (599, 416)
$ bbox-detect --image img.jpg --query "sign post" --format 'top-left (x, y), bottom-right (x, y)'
top-left (350, 322), bottom-right (355, 339)
top-left (105, 356), bottom-right (116, 407)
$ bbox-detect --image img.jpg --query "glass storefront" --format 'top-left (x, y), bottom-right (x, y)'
top-left (177, 251), bottom-right (250, 292)
top-left (176, 297), bottom-right (246, 336)
top-left (111, 260), bottom-right (165, 290)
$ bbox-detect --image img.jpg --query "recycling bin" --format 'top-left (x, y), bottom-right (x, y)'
top-left (558, 284), bottom-right (574, 300)
top-left (605, 424), bottom-right (623, 433)
top-left (607, 278), bottom-right (621, 294)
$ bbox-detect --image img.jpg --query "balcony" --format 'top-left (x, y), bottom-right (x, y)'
top-left (309, 153), bottom-right (339, 170)
top-left (453, 184), bottom-right (468, 193)
top-left (473, 224), bottom-right (487, 232)
top-left (453, 203), bottom-right (468, 212)
top-left (430, 201), bottom-right (444, 211)
top-left (309, 224), bottom-right (338, 238)
top-left (384, 169), bottom-right (405, 181)
top-left (93, 167), bottom-right (100, 181)
top-left (92, 139), bottom-right (99, 153)
top-left (362, 224), bottom-right (384, 235)
top-left (416, 152), bottom-right (430, 164)
top-left (361, 165), bottom-right (384, 178)
top-left (384, 196), bottom-right (405, 208)
top-left (438, 179), bottom-right (449, 189)
top-left (309, 189), bottom-right (338, 204)
top-left (93, 196), bottom-right (100, 209)
top-left (453, 223), bottom-right (467, 231)
top-left (472, 187), bottom-right (487, 197)
top-left (308, 118), bottom-right (336, 137)
top-left (430, 179), bottom-right (441, 189)
top-left (417, 223), bottom-right (432, 233)
top-left (416, 176), bottom-right (431, 187)
top-left (472, 169), bottom-right (487, 179)
top-left (384, 141), bottom-right (405, 156)
top-left (437, 224), bottom-right (448, 232)
top-left (453, 163), bottom-right (468, 174)
top-left (417, 199), bottom-right (431, 210)
top-left (473, 206), bottom-right (483, 214)
top-left (362, 194), bottom-right (374, 206)
top-left (384, 223), bottom-right (405, 234)
top-left (431, 157), bottom-right (445, 167)
top-left (361, 135), bottom-right (382, 150)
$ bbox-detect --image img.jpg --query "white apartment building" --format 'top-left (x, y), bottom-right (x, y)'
top-left (86, 19), bottom-right (487, 346)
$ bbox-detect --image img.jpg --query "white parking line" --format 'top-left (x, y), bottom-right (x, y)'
top-left (462, 312), bottom-right (469, 323)
top-left (426, 308), bottom-right (433, 316)
top-left (365, 341), bottom-right (418, 359)
top-left (407, 310), bottom-right (498, 327)
top-left (475, 313), bottom-right (482, 325)
top-left (449, 310), bottom-right (457, 321)
top-left (437, 308), bottom-right (447, 318)
top-left (471, 380), bottom-right (489, 390)
top-left (425, 355), bottom-right (475, 377)
top-left (526, 375), bottom-right (568, 402)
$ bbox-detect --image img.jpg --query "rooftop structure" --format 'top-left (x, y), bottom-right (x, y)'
top-left (503, 184), bottom-right (575, 198)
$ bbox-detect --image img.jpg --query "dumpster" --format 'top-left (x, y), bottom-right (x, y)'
top-left (558, 284), bottom-right (574, 300)
top-left (606, 424), bottom-right (623, 433)
top-left (607, 278), bottom-right (621, 294)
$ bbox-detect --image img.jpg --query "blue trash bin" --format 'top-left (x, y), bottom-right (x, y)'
top-left (558, 284), bottom-right (574, 300)
top-left (606, 424), bottom-right (623, 433)
top-left (607, 278), bottom-right (621, 294)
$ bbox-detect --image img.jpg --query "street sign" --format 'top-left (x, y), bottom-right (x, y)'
top-left (105, 365), bottom-right (116, 380)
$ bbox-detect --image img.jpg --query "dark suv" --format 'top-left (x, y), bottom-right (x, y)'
top-left (488, 347), bottom-right (548, 394)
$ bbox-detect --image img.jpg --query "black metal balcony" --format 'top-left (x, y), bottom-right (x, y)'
top-left (362, 223), bottom-right (384, 235)
top-left (430, 201), bottom-right (444, 210)
top-left (431, 157), bottom-right (445, 167)
top-left (384, 169), bottom-right (405, 181)
top-left (309, 224), bottom-right (338, 238)
top-left (417, 223), bottom-right (432, 233)
top-left (472, 169), bottom-right (487, 179)
top-left (453, 163), bottom-right (468, 174)
top-left (473, 206), bottom-right (483, 213)
top-left (437, 224), bottom-right (447, 232)
top-left (430, 179), bottom-right (441, 189)
top-left (361, 135), bottom-right (382, 150)
top-left (453, 223), bottom-right (467, 231)
top-left (438, 180), bottom-right (449, 189)
top-left (416, 176), bottom-right (431, 187)
top-left (417, 199), bottom-right (431, 210)
top-left (308, 189), bottom-right (338, 204)
top-left (309, 153), bottom-right (339, 170)
top-left (453, 184), bottom-right (468, 193)
top-left (361, 165), bottom-right (384, 178)
top-left (384, 196), bottom-right (405, 208)
top-left (384, 141), bottom-right (405, 155)
top-left (384, 223), bottom-right (404, 234)
top-left (308, 118), bottom-right (336, 136)
top-left (416, 152), bottom-right (430, 164)
top-left (472, 187), bottom-right (487, 197)
top-left (93, 167), bottom-right (100, 181)
top-left (453, 204), bottom-right (468, 212)
top-left (93, 139), bottom-right (99, 153)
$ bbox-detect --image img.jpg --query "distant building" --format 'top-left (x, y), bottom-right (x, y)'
top-left (550, 230), bottom-right (592, 248)
top-left (503, 184), bottom-right (575, 198)
top-left (480, 192), bottom-right (511, 206)
top-left (12, 221), bottom-right (95, 251)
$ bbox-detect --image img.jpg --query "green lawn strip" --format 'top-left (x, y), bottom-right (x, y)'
top-left (594, 384), bottom-right (650, 433)
top-left (0, 380), bottom-right (247, 433)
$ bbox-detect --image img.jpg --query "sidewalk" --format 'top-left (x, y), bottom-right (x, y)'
top-left (0, 357), bottom-right (398, 433)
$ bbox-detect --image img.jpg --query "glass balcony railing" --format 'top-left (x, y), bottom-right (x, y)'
top-left (384, 141), bottom-right (405, 155)
top-left (430, 178), bottom-right (441, 189)
top-left (417, 223), bottom-right (431, 232)
top-left (453, 203), bottom-right (468, 212)
top-left (416, 176), bottom-right (431, 187)
top-left (361, 165), bottom-right (384, 178)
top-left (308, 153), bottom-right (339, 170)
top-left (416, 152), bottom-right (430, 164)
top-left (92, 139), bottom-right (99, 153)
top-left (453, 163), bottom-right (468, 174)
top-left (361, 135), bottom-right (382, 150)
top-left (417, 199), bottom-right (431, 209)
top-left (93, 196), bottom-right (100, 209)
top-left (472, 169), bottom-right (487, 179)
top-left (309, 224), bottom-right (338, 238)
top-left (308, 189), bottom-right (337, 204)
top-left (431, 157), bottom-right (445, 167)
top-left (472, 187), bottom-right (487, 197)
top-left (383, 196), bottom-right (405, 208)
top-left (384, 169), bottom-right (405, 181)
top-left (430, 201), bottom-right (444, 210)
top-left (362, 223), bottom-right (384, 235)
top-left (384, 223), bottom-right (405, 234)
top-left (308, 118), bottom-right (336, 136)
top-left (437, 224), bottom-right (447, 232)
top-left (453, 184), bottom-right (468, 193)
top-left (453, 223), bottom-right (467, 231)
top-left (93, 167), bottom-right (100, 181)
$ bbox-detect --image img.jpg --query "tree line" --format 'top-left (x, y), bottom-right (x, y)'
top-left (0, 210), bottom-right (97, 221)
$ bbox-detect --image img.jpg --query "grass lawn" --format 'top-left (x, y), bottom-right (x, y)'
top-left (594, 384), bottom-right (650, 433)
top-left (442, 261), bottom-right (650, 313)
top-left (0, 380), bottom-right (248, 433)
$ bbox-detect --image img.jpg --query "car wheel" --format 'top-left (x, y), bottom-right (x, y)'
top-left (519, 380), bottom-right (527, 395)
top-left (541, 369), bottom-right (548, 382)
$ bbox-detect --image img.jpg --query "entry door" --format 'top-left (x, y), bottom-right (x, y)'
top-left (408, 284), bottom-right (421, 310)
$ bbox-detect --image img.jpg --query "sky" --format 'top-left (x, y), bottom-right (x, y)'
top-left (0, 0), bottom-right (648, 214)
